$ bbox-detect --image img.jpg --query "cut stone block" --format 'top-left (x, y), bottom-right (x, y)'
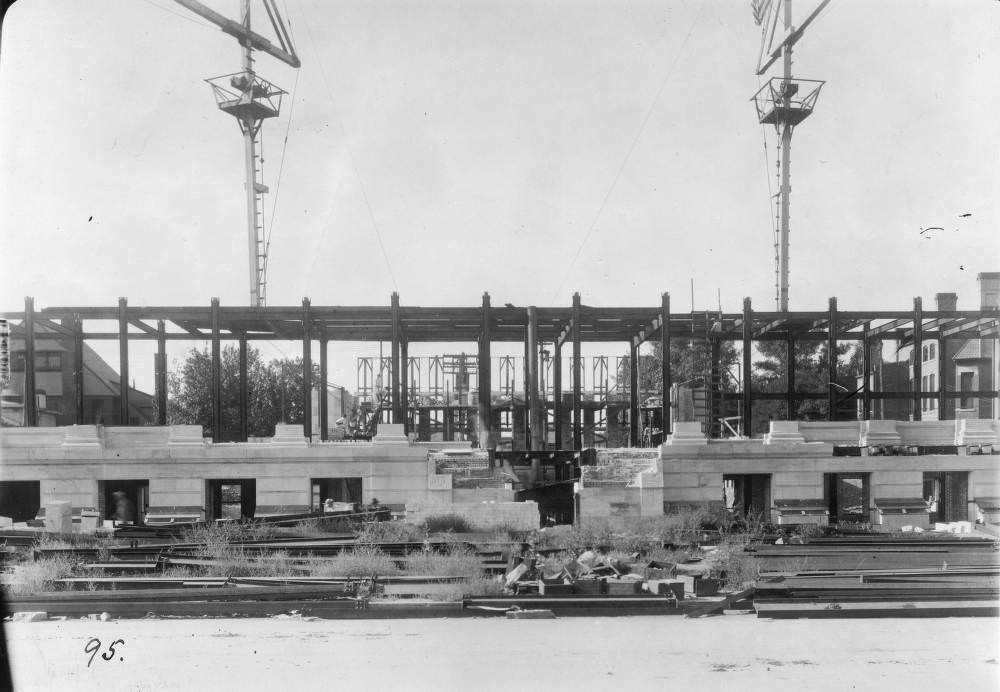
top-left (663, 422), bottom-right (707, 447)
top-left (44, 501), bottom-right (72, 534)
top-left (957, 419), bottom-right (998, 446)
top-left (764, 421), bottom-right (805, 445)
top-left (373, 423), bottom-right (408, 444)
top-left (861, 420), bottom-right (901, 447)
top-left (271, 424), bottom-right (308, 446)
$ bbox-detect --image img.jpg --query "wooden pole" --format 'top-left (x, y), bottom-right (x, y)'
top-left (118, 297), bottom-right (130, 425)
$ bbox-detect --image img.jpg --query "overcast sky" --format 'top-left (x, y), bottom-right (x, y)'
top-left (1, 0), bottom-right (998, 392)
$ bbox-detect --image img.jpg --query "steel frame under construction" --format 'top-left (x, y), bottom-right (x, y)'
top-left (5, 291), bottom-right (998, 447)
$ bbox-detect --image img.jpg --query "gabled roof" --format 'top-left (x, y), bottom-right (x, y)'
top-left (952, 339), bottom-right (986, 361)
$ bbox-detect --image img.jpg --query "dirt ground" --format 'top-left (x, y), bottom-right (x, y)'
top-left (5, 614), bottom-right (999, 691)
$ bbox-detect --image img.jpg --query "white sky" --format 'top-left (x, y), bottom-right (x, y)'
top-left (1, 0), bottom-right (998, 394)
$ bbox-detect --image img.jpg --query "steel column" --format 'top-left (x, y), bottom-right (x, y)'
top-left (118, 297), bottom-right (130, 425)
top-left (527, 306), bottom-right (543, 451)
top-left (23, 296), bottom-right (36, 426)
top-left (238, 331), bottom-right (248, 440)
top-left (319, 332), bottom-right (328, 441)
top-left (572, 292), bottom-right (582, 450)
top-left (661, 292), bottom-right (671, 437)
top-left (937, 332), bottom-right (948, 418)
top-left (629, 340), bottom-right (639, 446)
top-left (390, 292), bottom-right (401, 424)
top-left (827, 297), bottom-right (838, 421)
top-left (862, 322), bottom-right (871, 420)
top-left (211, 297), bottom-right (221, 442)
top-left (912, 296), bottom-right (923, 421)
top-left (74, 315), bottom-right (85, 424)
top-left (302, 298), bottom-right (312, 441)
top-left (553, 340), bottom-right (563, 449)
top-left (785, 334), bottom-right (795, 419)
top-left (477, 293), bottom-right (492, 451)
top-left (742, 297), bottom-right (752, 435)
top-left (156, 320), bottom-right (168, 426)
top-left (400, 338), bottom-right (409, 434)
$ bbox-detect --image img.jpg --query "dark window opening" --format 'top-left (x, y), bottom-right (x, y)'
top-left (0, 481), bottom-right (41, 523)
top-left (960, 371), bottom-right (975, 408)
top-left (99, 479), bottom-right (149, 525)
top-left (310, 477), bottom-right (363, 512)
top-left (723, 474), bottom-right (771, 518)
top-left (826, 473), bottom-right (870, 524)
top-left (206, 479), bottom-right (256, 520)
top-left (923, 471), bottom-right (969, 524)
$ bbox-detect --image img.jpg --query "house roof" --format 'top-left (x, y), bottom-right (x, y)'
top-left (952, 339), bottom-right (986, 361)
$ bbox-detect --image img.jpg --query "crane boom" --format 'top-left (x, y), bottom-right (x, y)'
top-left (174, 0), bottom-right (301, 68)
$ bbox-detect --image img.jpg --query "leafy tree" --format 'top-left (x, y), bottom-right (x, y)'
top-left (749, 340), bottom-right (858, 435)
top-left (620, 338), bottom-right (741, 396)
top-left (167, 345), bottom-right (318, 439)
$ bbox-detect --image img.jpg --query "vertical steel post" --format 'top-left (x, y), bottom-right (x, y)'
top-left (302, 298), bottom-right (312, 441)
top-left (827, 297), bottom-right (838, 421)
top-left (553, 340), bottom-right (563, 449)
top-left (661, 293), bottom-right (671, 438)
top-left (320, 332), bottom-right (329, 441)
top-left (240, 0), bottom-right (262, 306)
top-left (156, 320), bottom-right (168, 426)
top-left (937, 333), bottom-right (948, 418)
top-left (862, 322), bottom-right (871, 420)
top-left (211, 297), bottom-right (222, 442)
top-left (477, 293), bottom-right (492, 451)
top-left (238, 330), bottom-right (248, 440)
top-left (572, 292), bottom-right (582, 450)
top-left (777, 0), bottom-right (793, 311)
top-left (629, 340), bottom-right (639, 446)
top-left (785, 334), bottom-right (795, 419)
top-left (23, 296), bottom-right (36, 427)
top-left (742, 297), bottom-right (752, 436)
top-left (400, 339), bottom-right (409, 434)
top-left (390, 292), bottom-right (401, 424)
top-left (74, 315), bottom-right (85, 425)
top-left (118, 297), bottom-right (130, 425)
top-left (912, 296), bottom-right (923, 421)
top-left (527, 306), bottom-right (543, 451)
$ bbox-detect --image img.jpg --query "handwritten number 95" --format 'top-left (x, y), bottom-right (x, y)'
top-left (84, 638), bottom-right (125, 667)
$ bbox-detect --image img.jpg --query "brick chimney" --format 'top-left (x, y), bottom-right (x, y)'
top-left (935, 292), bottom-right (958, 311)
top-left (978, 272), bottom-right (1000, 310)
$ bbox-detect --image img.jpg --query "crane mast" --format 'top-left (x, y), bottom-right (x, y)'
top-left (175, 0), bottom-right (300, 306)
top-left (751, 0), bottom-right (829, 311)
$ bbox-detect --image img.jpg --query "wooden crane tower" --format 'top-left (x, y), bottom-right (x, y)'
top-left (175, 1), bottom-right (301, 307)
top-left (750, 0), bottom-right (830, 311)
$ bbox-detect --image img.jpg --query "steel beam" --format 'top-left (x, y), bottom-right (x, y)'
top-left (912, 297), bottom-right (922, 421)
top-left (527, 306), bottom-right (543, 451)
top-left (477, 293), bottom-right (492, 451)
top-left (827, 297), bottom-right (837, 421)
top-left (742, 297), bottom-right (752, 435)
top-left (118, 297), bottom-right (130, 425)
top-left (390, 293), bottom-right (401, 424)
top-left (572, 293), bottom-right (582, 450)
top-left (319, 332), bottom-right (328, 441)
top-left (238, 330), bottom-right (248, 441)
top-left (23, 297), bottom-right (36, 426)
top-left (302, 298), bottom-right (312, 441)
top-left (157, 320), bottom-right (168, 426)
top-left (661, 293), bottom-right (671, 437)
top-left (553, 339), bottom-right (563, 449)
top-left (74, 315), bottom-right (85, 425)
top-left (629, 340), bottom-right (639, 446)
top-left (211, 298), bottom-right (222, 442)
top-left (861, 322), bottom-right (871, 421)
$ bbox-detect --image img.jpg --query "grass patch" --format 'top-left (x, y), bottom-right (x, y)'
top-left (306, 545), bottom-right (401, 578)
top-left (2, 554), bottom-right (76, 595)
top-left (421, 514), bottom-right (472, 534)
top-left (404, 545), bottom-right (482, 579)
